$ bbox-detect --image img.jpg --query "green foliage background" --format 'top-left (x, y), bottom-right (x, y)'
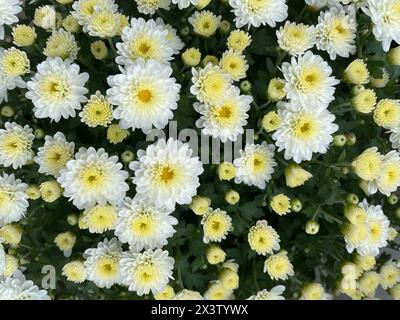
top-left (1, 0), bottom-right (399, 299)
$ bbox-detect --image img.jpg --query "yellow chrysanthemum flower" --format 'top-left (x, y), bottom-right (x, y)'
top-left (201, 208), bottom-right (232, 243)
top-left (54, 231), bottom-right (76, 252)
top-left (204, 281), bottom-right (232, 300)
top-left (219, 268), bottom-right (239, 290)
top-left (189, 10), bottom-right (221, 38)
top-left (344, 205), bottom-right (367, 225)
top-left (225, 190), bottom-right (240, 205)
top-left (351, 89), bottom-right (377, 114)
top-left (344, 59), bottom-right (370, 85)
top-left (217, 162), bottom-right (236, 181)
top-left (219, 49), bottom-right (248, 81)
top-left (358, 271), bottom-right (380, 297)
top-left (373, 99), bottom-right (400, 129)
top-left (300, 283), bottom-right (327, 300)
top-left (0, 223), bottom-right (23, 245)
top-left (284, 164), bottom-right (312, 188)
top-left (388, 227), bottom-right (398, 241)
top-left (206, 244), bottom-right (226, 265)
top-left (352, 147), bottom-right (382, 181)
top-left (62, 15), bottom-right (80, 33)
top-left (182, 48), bottom-right (201, 67)
top-left (379, 261), bottom-right (400, 290)
top-left (248, 220), bottom-right (280, 255)
top-left (62, 261), bottom-right (86, 283)
top-left (82, 204), bottom-right (118, 234)
top-left (263, 251), bottom-right (294, 280)
top-left (305, 220), bottom-right (319, 235)
top-left (227, 30), bottom-right (251, 52)
top-left (80, 92), bottom-right (113, 127)
top-left (40, 180), bottom-right (63, 203)
top-left (267, 78), bottom-right (286, 102)
top-left (0, 47), bottom-right (30, 77)
top-left (26, 185), bottom-right (41, 200)
top-left (270, 194), bottom-right (291, 216)
top-left (354, 254), bottom-right (376, 272)
top-left (91, 40), bottom-right (108, 60)
top-left (43, 29), bottom-right (79, 61)
top-left (342, 222), bottom-right (368, 247)
top-left (12, 25), bottom-right (37, 47)
top-left (154, 285), bottom-right (175, 300)
top-left (189, 195), bottom-right (211, 215)
top-left (107, 124), bottom-right (129, 144)
top-left (261, 111), bottom-right (282, 132)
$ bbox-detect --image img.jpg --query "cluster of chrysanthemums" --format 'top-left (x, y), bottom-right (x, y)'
top-left (0, 0), bottom-right (399, 300)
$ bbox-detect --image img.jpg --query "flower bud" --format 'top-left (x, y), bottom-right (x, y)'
top-left (291, 198), bottom-right (302, 212)
top-left (333, 134), bottom-right (347, 147)
top-left (305, 220), bottom-right (319, 235)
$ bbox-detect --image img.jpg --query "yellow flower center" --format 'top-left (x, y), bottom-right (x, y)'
top-left (296, 67), bottom-right (322, 92)
top-left (44, 145), bottom-right (72, 173)
top-left (95, 256), bottom-right (119, 279)
top-left (1, 133), bottom-right (30, 157)
top-left (40, 75), bottom-right (70, 102)
top-left (135, 263), bottom-right (159, 285)
top-left (130, 212), bottom-right (155, 237)
top-left (245, 0), bottom-right (270, 13)
top-left (0, 188), bottom-right (12, 210)
top-left (129, 35), bottom-right (157, 60)
top-left (80, 165), bottom-right (107, 190)
top-left (291, 115), bottom-right (317, 139)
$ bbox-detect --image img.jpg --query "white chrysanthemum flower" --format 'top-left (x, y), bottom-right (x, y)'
top-left (34, 132), bottom-right (75, 178)
top-left (194, 86), bottom-right (252, 142)
top-left (342, 0), bottom-right (367, 9)
top-left (316, 6), bottom-right (357, 60)
top-left (247, 285), bottom-right (286, 300)
top-left (389, 127), bottom-right (400, 151)
top-left (0, 173), bottom-right (29, 226)
top-left (172, 0), bottom-right (199, 9)
top-left (129, 138), bottom-right (204, 211)
top-left (26, 57), bottom-right (89, 122)
top-left (0, 68), bottom-right (26, 104)
top-left (368, 151), bottom-right (400, 196)
top-left (0, 271), bottom-right (50, 300)
top-left (233, 142), bottom-right (277, 189)
top-left (190, 63), bottom-right (233, 106)
top-left (0, 122), bottom-right (34, 169)
top-left (363, 0), bottom-right (400, 52)
top-left (229, 0), bottom-right (288, 28)
top-left (0, 244), bottom-right (4, 277)
top-left (58, 147), bottom-right (129, 210)
top-left (107, 59), bottom-right (180, 133)
top-left (281, 51), bottom-right (340, 109)
top-left (116, 18), bottom-right (174, 66)
top-left (155, 18), bottom-right (184, 55)
top-left (43, 29), bottom-right (80, 61)
top-left (345, 199), bottom-right (390, 257)
top-left (0, 0), bottom-right (23, 40)
top-left (135, 0), bottom-right (171, 15)
top-left (83, 238), bottom-right (123, 289)
top-left (119, 249), bottom-right (175, 296)
top-left (71, 0), bottom-right (118, 26)
top-left (305, 0), bottom-right (342, 9)
top-left (272, 101), bottom-right (338, 163)
top-left (276, 22), bottom-right (316, 56)
top-left (115, 197), bottom-right (178, 251)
